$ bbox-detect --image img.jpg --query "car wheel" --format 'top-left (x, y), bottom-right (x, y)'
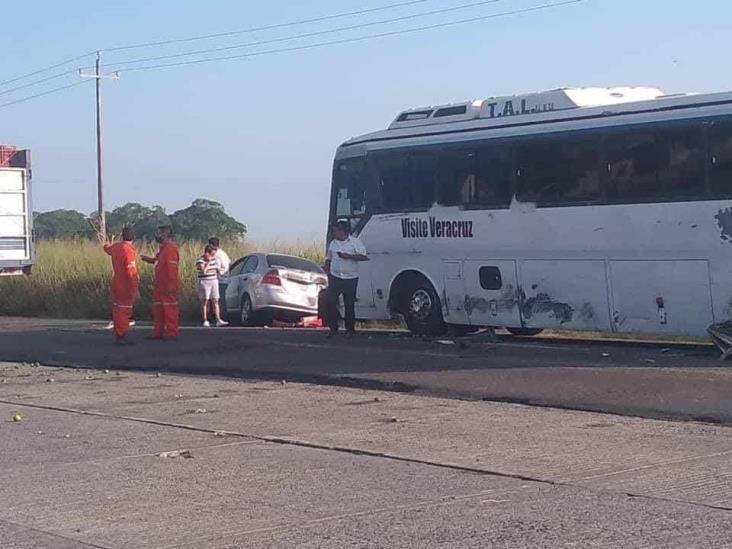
top-left (240, 295), bottom-right (260, 327)
top-left (506, 327), bottom-right (544, 336)
top-left (401, 276), bottom-right (446, 336)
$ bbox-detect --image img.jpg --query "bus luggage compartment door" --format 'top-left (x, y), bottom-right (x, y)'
top-left (518, 260), bottom-right (611, 331)
top-left (609, 260), bottom-right (713, 337)
top-left (462, 260), bottom-right (521, 328)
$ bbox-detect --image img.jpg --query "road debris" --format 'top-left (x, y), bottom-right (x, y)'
top-left (187, 407), bottom-right (207, 414)
top-left (84, 375), bottom-right (94, 380)
top-left (281, 380), bottom-right (287, 385)
top-left (390, 416), bottom-right (402, 423)
top-left (644, 359), bottom-right (656, 364)
top-left (46, 378), bottom-right (55, 383)
top-left (155, 372), bottom-right (162, 378)
top-left (435, 340), bottom-right (455, 346)
top-left (374, 397), bottom-right (383, 402)
top-left (660, 348), bottom-right (670, 353)
top-left (157, 449), bottom-right (193, 459)
top-left (12, 413), bottom-right (22, 422)
top-left (213, 431), bottom-right (226, 437)
top-left (601, 353), bottom-right (610, 358)
top-left (103, 369), bottom-right (110, 374)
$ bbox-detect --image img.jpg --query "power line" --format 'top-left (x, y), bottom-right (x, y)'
top-left (101, 0), bottom-right (507, 70)
top-left (105, 0), bottom-right (432, 52)
top-left (0, 51), bottom-right (95, 88)
top-left (0, 80), bottom-right (91, 110)
top-left (0, 0), bottom-right (582, 110)
top-left (0, 69), bottom-right (79, 97)
top-left (124, 1), bottom-right (582, 73)
top-left (0, 0), bottom-right (429, 87)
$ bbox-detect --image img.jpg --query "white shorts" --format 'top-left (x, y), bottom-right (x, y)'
top-left (198, 279), bottom-right (220, 300)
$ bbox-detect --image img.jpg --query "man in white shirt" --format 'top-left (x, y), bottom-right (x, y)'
top-left (325, 221), bottom-right (369, 338)
top-left (208, 237), bottom-right (231, 319)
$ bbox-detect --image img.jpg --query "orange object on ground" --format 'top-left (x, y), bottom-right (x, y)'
top-left (152, 241), bottom-right (180, 339)
top-left (104, 241), bottom-right (139, 339)
top-left (271, 316), bottom-right (323, 328)
top-left (301, 316), bottom-right (323, 328)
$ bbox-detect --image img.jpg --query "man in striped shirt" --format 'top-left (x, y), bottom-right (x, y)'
top-left (196, 245), bottom-right (228, 328)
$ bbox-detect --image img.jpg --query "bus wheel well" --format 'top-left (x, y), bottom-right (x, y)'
top-left (389, 270), bottom-right (433, 313)
top-left (389, 270), bottom-right (446, 336)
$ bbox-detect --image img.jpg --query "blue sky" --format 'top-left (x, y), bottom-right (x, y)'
top-left (2, 0), bottom-right (730, 238)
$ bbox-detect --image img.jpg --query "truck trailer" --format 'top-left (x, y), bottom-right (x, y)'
top-left (0, 146), bottom-right (34, 275)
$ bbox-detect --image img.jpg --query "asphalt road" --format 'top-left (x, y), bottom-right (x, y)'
top-left (1, 362), bottom-right (731, 548)
top-left (1, 317), bottom-right (731, 423)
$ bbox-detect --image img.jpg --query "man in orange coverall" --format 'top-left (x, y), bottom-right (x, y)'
top-left (142, 226), bottom-right (180, 340)
top-left (103, 226), bottom-right (139, 345)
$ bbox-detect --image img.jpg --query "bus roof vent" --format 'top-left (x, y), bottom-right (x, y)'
top-left (480, 86), bottom-right (665, 119)
top-left (389, 100), bottom-right (482, 130)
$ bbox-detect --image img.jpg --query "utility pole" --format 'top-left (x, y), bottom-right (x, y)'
top-left (80, 52), bottom-right (119, 240)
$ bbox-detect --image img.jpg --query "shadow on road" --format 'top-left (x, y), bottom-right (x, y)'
top-left (0, 318), bottom-right (729, 424)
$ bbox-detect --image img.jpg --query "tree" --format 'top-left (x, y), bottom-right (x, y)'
top-left (106, 203), bottom-right (171, 240)
top-left (33, 210), bottom-right (93, 239)
top-left (170, 199), bottom-right (247, 241)
top-left (33, 198), bottom-right (247, 241)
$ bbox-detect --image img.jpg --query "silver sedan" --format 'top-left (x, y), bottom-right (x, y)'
top-left (224, 252), bottom-right (327, 326)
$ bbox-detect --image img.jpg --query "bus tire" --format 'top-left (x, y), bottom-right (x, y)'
top-left (400, 276), bottom-right (446, 336)
top-left (506, 327), bottom-right (544, 337)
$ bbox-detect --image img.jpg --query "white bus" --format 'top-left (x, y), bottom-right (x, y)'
top-left (329, 86), bottom-right (732, 338)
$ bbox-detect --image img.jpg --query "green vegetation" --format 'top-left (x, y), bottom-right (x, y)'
top-left (0, 239), bottom-right (325, 321)
top-left (33, 198), bottom-right (247, 241)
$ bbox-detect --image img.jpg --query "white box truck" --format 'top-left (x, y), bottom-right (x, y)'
top-left (0, 146), bottom-right (34, 275)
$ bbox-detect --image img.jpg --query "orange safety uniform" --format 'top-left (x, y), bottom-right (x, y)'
top-left (103, 241), bottom-right (139, 339)
top-left (152, 240), bottom-right (180, 339)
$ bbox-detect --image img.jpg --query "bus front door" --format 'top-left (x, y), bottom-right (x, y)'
top-left (462, 260), bottom-right (522, 328)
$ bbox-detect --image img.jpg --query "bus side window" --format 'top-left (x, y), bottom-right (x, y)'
top-left (473, 144), bottom-right (513, 208)
top-left (516, 135), bottom-right (603, 206)
top-left (435, 150), bottom-right (475, 207)
top-left (658, 124), bottom-right (705, 199)
top-left (376, 153), bottom-right (412, 211)
top-left (408, 153), bottom-right (437, 209)
top-left (709, 120), bottom-right (732, 198)
top-left (606, 131), bottom-right (661, 202)
top-left (334, 159), bottom-right (368, 218)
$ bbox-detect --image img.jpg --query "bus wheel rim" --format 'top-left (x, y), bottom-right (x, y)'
top-left (410, 289), bottom-right (432, 320)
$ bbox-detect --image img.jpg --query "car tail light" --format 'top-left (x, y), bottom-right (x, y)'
top-left (262, 269), bottom-right (282, 286)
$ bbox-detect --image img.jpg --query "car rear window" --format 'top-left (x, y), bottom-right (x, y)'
top-left (266, 254), bottom-right (324, 273)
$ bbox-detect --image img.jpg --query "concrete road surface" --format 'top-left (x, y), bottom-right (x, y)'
top-left (0, 318), bottom-right (731, 423)
top-left (1, 361), bottom-right (731, 548)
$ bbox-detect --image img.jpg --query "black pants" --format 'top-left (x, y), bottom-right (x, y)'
top-left (327, 275), bottom-right (358, 333)
top-left (218, 281), bottom-right (229, 318)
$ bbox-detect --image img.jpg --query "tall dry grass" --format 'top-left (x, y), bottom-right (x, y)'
top-left (0, 239), bottom-right (325, 321)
